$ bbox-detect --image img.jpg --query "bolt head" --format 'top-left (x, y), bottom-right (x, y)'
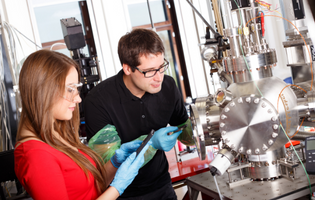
top-left (224, 107), bottom-right (230, 112)
top-left (272, 132), bottom-right (278, 138)
top-left (247, 149), bottom-right (252, 155)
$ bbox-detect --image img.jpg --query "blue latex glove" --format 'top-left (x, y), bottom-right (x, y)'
top-left (110, 140), bottom-right (142, 168)
top-left (110, 141), bottom-right (151, 195)
top-left (151, 126), bottom-right (182, 152)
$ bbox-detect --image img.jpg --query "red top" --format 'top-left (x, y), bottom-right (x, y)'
top-left (14, 140), bottom-right (99, 200)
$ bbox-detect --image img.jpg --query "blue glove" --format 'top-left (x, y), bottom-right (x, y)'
top-left (110, 141), bottom-right (151, 195)
top-left (110, 140), bottom-right (142, 168)
top-left (151, 126), bottom-right (182, 152)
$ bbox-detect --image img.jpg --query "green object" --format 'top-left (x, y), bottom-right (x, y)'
top-left (177, 119), bottom-right (195, 146)
top-left (88, 124), bottom-right (157, 167)
top-left (88, 124), bottom-right (121, 163)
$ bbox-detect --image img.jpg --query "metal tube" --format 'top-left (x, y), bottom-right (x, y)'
top-left (146, 0), bottom-right (155, 30)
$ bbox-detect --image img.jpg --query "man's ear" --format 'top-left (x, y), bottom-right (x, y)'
top-left (122, 64), bottom-right (132, 75)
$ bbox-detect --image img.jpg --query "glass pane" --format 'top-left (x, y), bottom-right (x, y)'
top-left (34, 1), bottom-right (89, 57)
top-left (157, 30), bottom-right (178, 87)
top-left (34, 2), bottom-right (84, 43)
top-left (128, 0), bottom-right (167, 27)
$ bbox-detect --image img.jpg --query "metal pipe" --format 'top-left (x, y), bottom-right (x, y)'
top-left (186, 0), bottom-right (219, 36)
top-left (146, 0), bottom-right (155, 30)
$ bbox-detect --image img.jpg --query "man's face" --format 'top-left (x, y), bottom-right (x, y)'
top-left (123, 53), bottom-right (165, 98)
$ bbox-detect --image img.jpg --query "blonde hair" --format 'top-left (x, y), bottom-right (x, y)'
top-left (17, 49), bottom-right (107, 193)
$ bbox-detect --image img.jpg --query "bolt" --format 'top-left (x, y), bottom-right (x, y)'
top-left (306, 111), bottom-right (310, 115)
top-left (262, 103), bottom-right (266, 108)
top-left (254, 98), bottom-right (260, 104)
top-left (206, 111), bottom-right (209, 116)
top-left (247, 149), bottom-right (252, 155)
top-left (221, 115), bottom-right (227, 120)
top-left (225, 107), bottom-right (230, 112)
top-left (268, 139), bottom-right (274, 145)
top-left (268, 109), bottom-right (272, 114)
top-left (273, 124), bottom-right (278, 130)
top-left (272, 132), bottom-right (278, 138)
top-left (246, 97), bottom-right (251, 103)
top-left (239, 147), bottom-right (243, 153)
top-left (262, 144), bottom-right (268, 151)
top-left (230, 102), bottom-right (235, 107)
top-left (225, 138), bottom-right (230, 143)
top-left (230, 144), bottom-right (235, 149)
top-left (206, 118), bottom-right (210, 122)
top-left (222, 131), bottom-right (227, 135)
top-left (255, 148), bottom-right (260, 154)
top-left (207, 126), bottom-right (211, 130)
top-left (238, 97), bottom-right (243, 103)
top-left (271, 116), bottom-right (277, 121)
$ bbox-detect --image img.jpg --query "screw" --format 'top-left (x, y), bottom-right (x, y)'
top-left (254, 98), bottom-right (260, 104)
top-left (225, 107), bottom-right (230, 112)
top-left (238, 97), bottom-right (243, 103)
top-left (262, 103), bottom-right (266, 108)
top-left (273, 124), bottom-right (278, 129)
top-left (246, 97), bottom-right (251, 103)
top-left (268, 109), bottom-right (272, 114)
top-left (271, 116), bottom-right (277, 121)
top-left (230, 144), bottom-right (235, 149)
top-left (221, 115), bottom-right (227, 120)
top-left (247, 149), bottom-right (252, 155)
top-left (239, 147), bottom-right (243, 153)
top-left (268, 139), bottom-right (273, 145)
top-left (225, 138), bottom-right (230, 143)
top-left (230, 102), bottom-right (235, 107)
top-left (262, 144), bottom-right (268, 151)
top-left (220, 123), bottom-right (225, 128)
top-left (272, 132), bottom-right (278, 138)
top-left (255, 148), bottom-right (260, 154)
top-left (222, 131), bottom-right (227, 135)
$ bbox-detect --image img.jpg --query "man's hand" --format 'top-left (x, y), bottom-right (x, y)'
top-left (151, 126), bottom-right (182, 152)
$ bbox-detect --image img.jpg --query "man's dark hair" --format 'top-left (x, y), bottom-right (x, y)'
top-left (118, 28), bottom-right (165, 71)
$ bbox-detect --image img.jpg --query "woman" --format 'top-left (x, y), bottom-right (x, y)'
top-left (14, 49), bottom-right (148, 200)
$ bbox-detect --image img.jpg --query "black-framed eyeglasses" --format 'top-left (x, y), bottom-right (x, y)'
top-left (135, 59), bottom-right (169, 78)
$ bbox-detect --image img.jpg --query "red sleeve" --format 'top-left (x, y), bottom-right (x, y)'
top-left (17, 149), bottom-right (69, 200)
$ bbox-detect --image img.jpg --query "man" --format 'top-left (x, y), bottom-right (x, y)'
top-left (84, 28), bottom-right (190, 199)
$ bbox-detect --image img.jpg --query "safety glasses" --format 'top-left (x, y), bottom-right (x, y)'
top-left (62, 82), bottom-right (83, 102)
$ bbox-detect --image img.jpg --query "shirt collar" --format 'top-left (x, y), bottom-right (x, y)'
top-left (116, 69), bottom-right (150, 102)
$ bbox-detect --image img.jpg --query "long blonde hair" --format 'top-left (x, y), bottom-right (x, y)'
top-left (17, 49), bottom-right (107, 193)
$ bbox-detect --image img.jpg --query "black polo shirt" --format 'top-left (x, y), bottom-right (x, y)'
top-left (84, 69), bottom-right (188, 197)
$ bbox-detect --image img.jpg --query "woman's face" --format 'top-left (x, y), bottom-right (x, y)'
top-left (52, 66), bottom-right (82, 121)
